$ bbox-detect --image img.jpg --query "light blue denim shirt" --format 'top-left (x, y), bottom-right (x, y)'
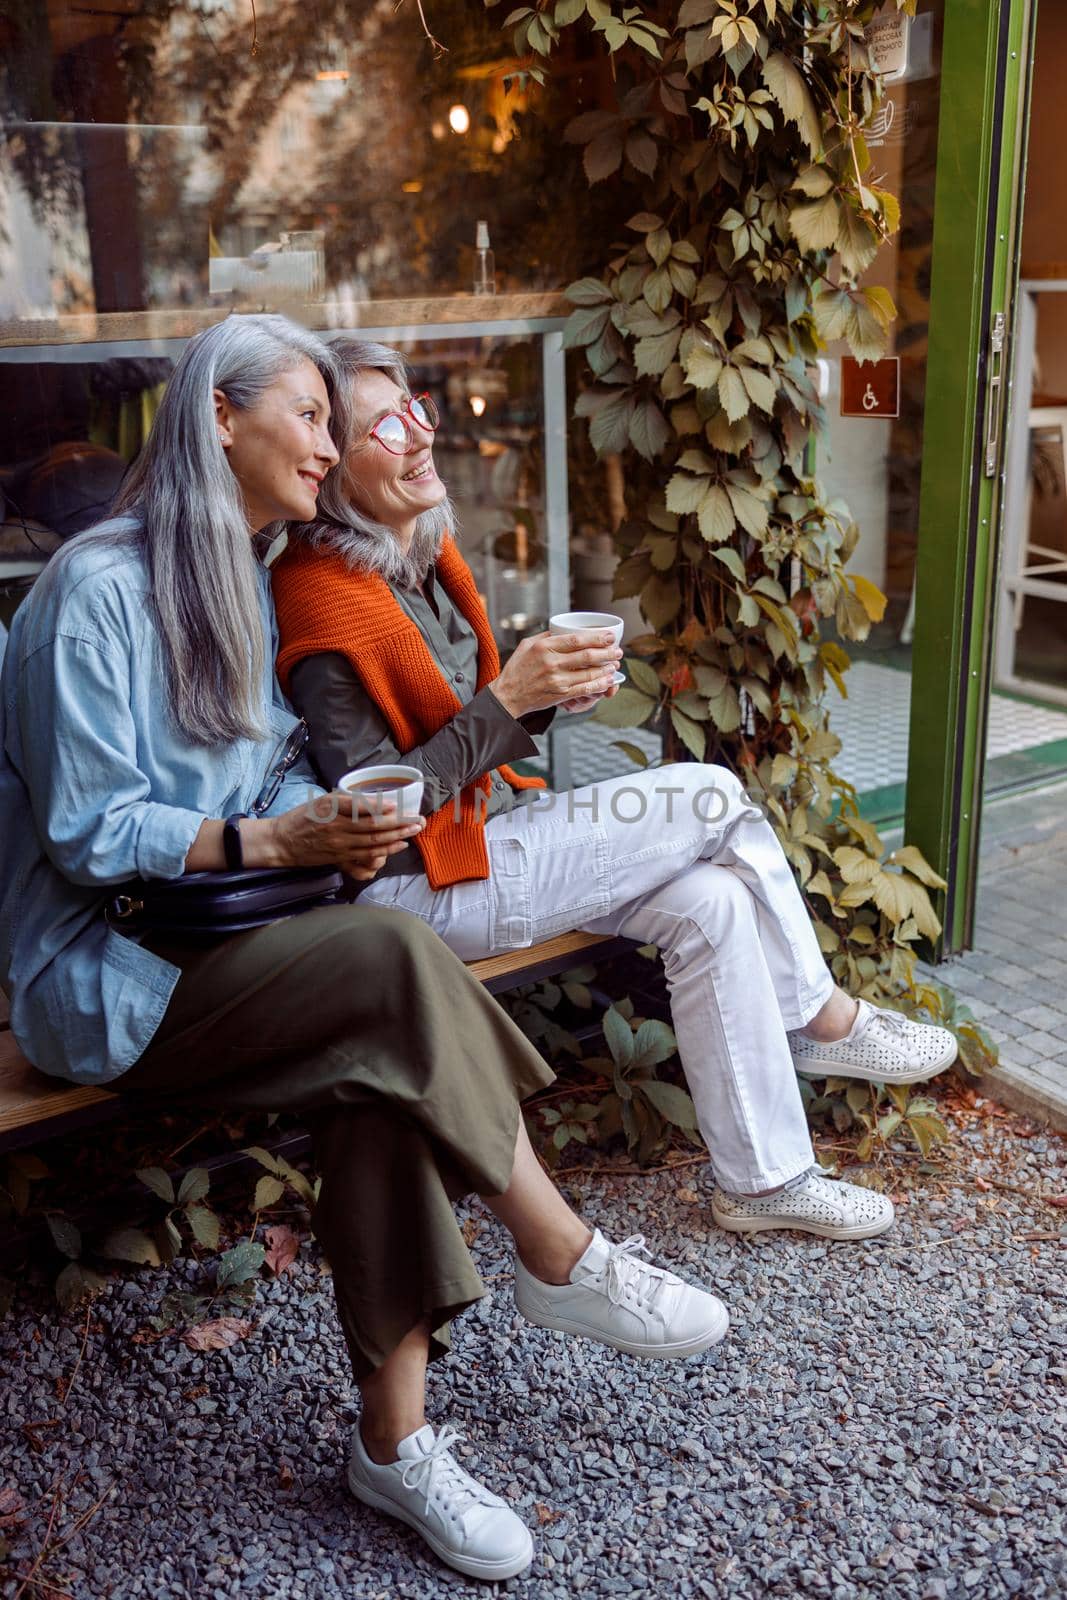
top-left (0, 526), bottom-right (324, 1085)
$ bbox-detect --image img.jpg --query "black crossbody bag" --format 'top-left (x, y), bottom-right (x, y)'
top-left (105, 718), bottom-right (343, 937)
top-left (106, 864), bottom-right (344, 937)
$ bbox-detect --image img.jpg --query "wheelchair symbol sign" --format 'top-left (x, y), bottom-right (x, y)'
top-left (840, 356), bottom-right (901, 419)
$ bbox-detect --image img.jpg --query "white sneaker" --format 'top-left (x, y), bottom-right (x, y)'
top-left (790, 998), bottom-right (957, 1084)
top-left (347, 1421), bottom-right (533, 1581)
top-left (514, 1229), bottom-right (729, 1358)
top-left (712, 1166), bottom-right (894, 1240)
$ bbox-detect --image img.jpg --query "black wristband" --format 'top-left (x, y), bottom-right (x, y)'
top-left (223, 813), bottom-right (248, 871)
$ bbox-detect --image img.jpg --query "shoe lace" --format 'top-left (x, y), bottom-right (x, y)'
top-left (400, 1427), bottom-right (488, 1520)
top-left (581, 1233), bottom-right (665, 1311)
top-left (870, 1007), bottom-right (909, 1038)
top-left (784, 1165), bottom-right (822, 1193)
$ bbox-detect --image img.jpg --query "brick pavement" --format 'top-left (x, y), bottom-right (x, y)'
top-left (932, 778), bottom-right (1067, 1127)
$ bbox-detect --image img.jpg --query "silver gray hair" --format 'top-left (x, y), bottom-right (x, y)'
top-left (293, 337), bottom-right (455, 588)
top-left (101, 313), bottom-right (338, 745)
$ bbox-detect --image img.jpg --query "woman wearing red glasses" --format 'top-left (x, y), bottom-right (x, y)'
top-left (273, 340), bottom-right (956, 1242)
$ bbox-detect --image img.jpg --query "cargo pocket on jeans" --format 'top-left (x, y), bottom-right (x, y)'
top-left (507, 829), bottom-right (611, 943)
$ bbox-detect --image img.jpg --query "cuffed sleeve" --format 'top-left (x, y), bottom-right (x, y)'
top-left (289, 653), bottom-right (541, 811)
top-left (17, 635), bottom-right (206, 886)
top-left (492, 690), bottom-right (556, 740)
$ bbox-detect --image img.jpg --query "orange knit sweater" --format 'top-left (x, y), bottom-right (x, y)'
top-left (273, 536), bottom-right (545, 889)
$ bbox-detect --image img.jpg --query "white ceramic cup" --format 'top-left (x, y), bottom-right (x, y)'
top-left (548, 611), bottom-right (626, 687)
top-left (337, 763), bottom-right (424, 819)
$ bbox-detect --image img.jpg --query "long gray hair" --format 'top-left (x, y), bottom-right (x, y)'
top-left (294, 338), bottom-right (455, 588)
top-left (104, 313), bottom-right (338, 745)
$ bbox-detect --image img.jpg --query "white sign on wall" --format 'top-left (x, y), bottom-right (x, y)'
top-left (866, 8), bottom-right (910, 82)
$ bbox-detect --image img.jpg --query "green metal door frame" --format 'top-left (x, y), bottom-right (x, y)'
top-left (905, 0), bottom-right (1037, 957)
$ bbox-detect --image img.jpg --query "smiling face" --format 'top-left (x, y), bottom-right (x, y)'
top-left (343, 368), bottom-right (447, 544)
top-left (215, 357), bottom-right (340, 531)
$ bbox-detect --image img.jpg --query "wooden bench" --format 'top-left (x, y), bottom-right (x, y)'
top-left (0, 930), bottom-right (630, 1152)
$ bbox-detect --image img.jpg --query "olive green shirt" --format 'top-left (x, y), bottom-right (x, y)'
top-left (288, 566), bottom-right (553, 877)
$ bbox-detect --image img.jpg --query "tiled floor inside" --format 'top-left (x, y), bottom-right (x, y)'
top-left (535, 659), bottom-right (1067, 795)
top-left (827, 659), bottom-right (1067, 791)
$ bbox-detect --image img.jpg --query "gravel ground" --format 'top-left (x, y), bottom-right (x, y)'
top-left (1, 1104), bottom-right (1064, 1600)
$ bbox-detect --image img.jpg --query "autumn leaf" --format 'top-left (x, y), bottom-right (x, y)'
top-left (0, 1485), bottom-right (25, 1530)
top-left (762, 51), bottom-right (822, 155)
top-left (264, 1225), bottom-right (300, 1277)
top-left (182, 1317), bottom-right (254, 1352)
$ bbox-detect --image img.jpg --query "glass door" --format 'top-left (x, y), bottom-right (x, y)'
top-left (816, 0), bottom-right (1036, 956)
top-left (906, 0), bottom-right (1037, 953)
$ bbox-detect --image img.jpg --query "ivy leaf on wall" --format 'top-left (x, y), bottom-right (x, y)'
top-left (671, 705), bottom-right (706, 760)
top-left (762, 51), bottom-right (822, 155)
top-left (641, 574), bottom-right (682, 629)
top-left (666, 471), bottom-right (709, 515)
top-left (789, 192), bottom-right (841, 253)
top-left (593, 685), bottom-right (657, 728)
top-left (584, 127), bottom-right (625, 182)
top-left (629, 398), bottom-right (672, 460)
top-left (698, 484), bottom-right (735, 543)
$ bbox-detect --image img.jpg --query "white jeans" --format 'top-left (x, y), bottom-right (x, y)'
top-left (361, 764), bottom-right (834, 1191)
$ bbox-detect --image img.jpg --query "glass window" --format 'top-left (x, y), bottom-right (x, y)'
top-left (0, 0), bottom-right (614, 326)
top-left (0, 0), bottom-right (652, 786)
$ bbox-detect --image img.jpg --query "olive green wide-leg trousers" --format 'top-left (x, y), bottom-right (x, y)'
top-left (118, 904), bottom-right (555, 1379)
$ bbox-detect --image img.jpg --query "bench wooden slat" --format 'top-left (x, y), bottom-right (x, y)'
top-left (466, 931), bottom-right (616, 989)
top-left (0, 931), bottom-right (627, 1147)
top-left (0, 1029), bottom-right (114, 1137)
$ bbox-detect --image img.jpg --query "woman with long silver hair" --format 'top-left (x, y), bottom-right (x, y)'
top-left (0, 314), bottom-right (727, 1584)
top-left (274, 337), bottom-right (959, 1255)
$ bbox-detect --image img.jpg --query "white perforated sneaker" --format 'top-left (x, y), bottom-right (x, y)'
top-left (347, 1422), bottom-right (533, 1581)
top-left (790, 999), bottom-right (957, 1085)
top-left (711, 1166), bottom-right (894, 1240)
top-left (514, 1229), bottom-right (729, 1358)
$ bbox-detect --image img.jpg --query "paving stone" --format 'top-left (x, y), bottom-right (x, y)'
top-left (1009, 1005), bottom-right (1067, 1030)
top-left (994, 964), bottom-right (1048, 993)
top-left (993, 1043), bottom-right (1041, 1068)
top-left (1027, 958), bottom-right (1067, 980)
top-left (1022, 1030), bottom-right (1067, 1058)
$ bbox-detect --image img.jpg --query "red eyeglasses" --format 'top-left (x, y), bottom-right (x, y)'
top-left (363, 393), bottom-right (440, 455)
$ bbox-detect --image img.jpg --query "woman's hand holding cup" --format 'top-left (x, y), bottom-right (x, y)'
top-left (268, 767), bottom-right (425, 881)
top-left (489, 612), bottom-right (624, 718)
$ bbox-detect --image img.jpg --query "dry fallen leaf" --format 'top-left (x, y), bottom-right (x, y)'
top-left (534, 1502), bottom-right (562, 1525)
top-left (182, 1317), bottom-right (253, 1352)
top-left (462, 1218), bottom-right (482, 1248)
top-left (0, 1485), bottom-right (25, 1530)
top-left (1046, 1195), bottom-right (1067, 1209)
top-left (20, 1420), bottom-right (60, 1455)
top-left (277, 1459), bottom-right (295, 1490)
top-left (264, 1224), bottom-right (300, 1277)
top-left (677, 1187), bottom-right (700, 1204)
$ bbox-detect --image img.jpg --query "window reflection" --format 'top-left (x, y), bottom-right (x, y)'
top-left (0, 0), bottom-right (606, 323)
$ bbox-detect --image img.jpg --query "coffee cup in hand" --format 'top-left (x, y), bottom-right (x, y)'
top-left (338, 764), bottom-right (425, 819)
top-left (548, 611), bottom-right (626, 687)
